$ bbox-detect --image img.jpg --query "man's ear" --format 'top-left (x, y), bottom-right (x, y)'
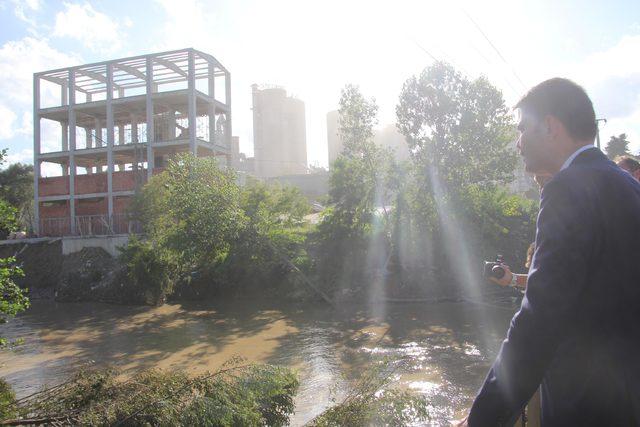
top-left (543, 115), bottom-right (565, 141)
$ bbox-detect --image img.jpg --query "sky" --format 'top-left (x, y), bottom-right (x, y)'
top-left (0, 0), bottom-right (639, 169)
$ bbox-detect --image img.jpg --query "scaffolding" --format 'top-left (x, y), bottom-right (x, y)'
top-left (34, 48), bottom-right (232, 236)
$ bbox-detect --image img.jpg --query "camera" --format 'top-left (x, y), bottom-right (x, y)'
top-left (483, 254), bottom-right (506, 280)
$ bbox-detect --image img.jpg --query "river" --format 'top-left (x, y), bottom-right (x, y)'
top-left (0, 299), bottom-right (517, 425)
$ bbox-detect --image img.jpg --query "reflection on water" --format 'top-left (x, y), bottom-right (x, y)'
top-left (0, 299), bottom-right (515, 425)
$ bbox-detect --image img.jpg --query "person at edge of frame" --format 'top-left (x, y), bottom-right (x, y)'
top-left (455, 78), bottom-right (640, 427)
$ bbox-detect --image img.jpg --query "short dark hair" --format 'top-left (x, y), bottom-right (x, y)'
top-left (617, 156), bottom-right (640, 173)
top-left (515, 78), bottom-right (597, 142)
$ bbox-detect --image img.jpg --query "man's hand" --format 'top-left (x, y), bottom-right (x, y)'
top-left (489, 264), bottom-right (513, 287)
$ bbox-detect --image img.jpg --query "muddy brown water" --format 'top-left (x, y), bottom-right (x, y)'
top-left (0, 299), bottom-right (516, 425)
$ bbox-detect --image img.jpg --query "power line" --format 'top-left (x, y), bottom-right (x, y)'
top-left (411, 37), bottom-right (438, 62)
top-left (462, 9), bottom-right (527, 90)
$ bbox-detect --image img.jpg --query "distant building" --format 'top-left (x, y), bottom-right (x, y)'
top-left (230, 136), bottom-right (240, 170)
top-left (252, 84), bottom-right (307, 177)
top-left (326, 110), bottom-right (342, 166)
top-left (326, 111), bottom-right (410, 167)
top-left (373, 124), bottom-right (411, 161)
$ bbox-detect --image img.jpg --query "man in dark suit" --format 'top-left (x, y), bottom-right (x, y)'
top-left (459, 78), bottom-right (640, 426)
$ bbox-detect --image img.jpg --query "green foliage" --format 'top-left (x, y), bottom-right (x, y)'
top-left (0, 162), bottom-right (33, 209)
top-left (338, 84), bottom-right (379, 158)
top-left (0, 257), bottom-right (29, 346)
top-left (118, 237), bottom-right (178, 305)
top-left (127, 154), bottom-right (311, 298)
top-left (605, 133), bottom-right (632, 159)
top-left (307, 364), bottom-right (429, 426)
top-left (314, 65), bottom-right (537, 296)
top-left (314, 85), bottom-right (392, 292)
top-left (458, 185), bottom-right (538, 269)
top-left (396, 62), bottom-right (517, 190)
top-left (0, 149), bottom-right (26, 236)
top-left (0, 162), bottom-right (34, 231)
top-left (133, 153), bottom-right (245, 271)
top-left (7, 363), bottom-right (299, 426)
top-left (0, 379), bottom-right (17, 421)
top-left (0, 200), bottom-right (18, 240)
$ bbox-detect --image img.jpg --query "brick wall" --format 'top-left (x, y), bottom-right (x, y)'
top-left (39, 176), bottom-right (69, 196)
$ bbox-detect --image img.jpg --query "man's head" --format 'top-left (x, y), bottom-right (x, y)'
top-left (616, 156), bottom-right (640, 181)
top-left (515, 78), bottom-right (597, 174)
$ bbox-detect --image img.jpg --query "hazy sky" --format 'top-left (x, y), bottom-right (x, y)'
top-left (1, 0), bottom-right (639, 168)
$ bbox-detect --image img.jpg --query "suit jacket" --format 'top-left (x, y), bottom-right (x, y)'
top-left (469, 148), bottom-right (640, 426)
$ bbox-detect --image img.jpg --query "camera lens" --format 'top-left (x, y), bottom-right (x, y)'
top-left (492, 265), bottom-right (505, 279)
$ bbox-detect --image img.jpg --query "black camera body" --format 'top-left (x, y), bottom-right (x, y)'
top-left (483, 254), bottom-right (506, 280)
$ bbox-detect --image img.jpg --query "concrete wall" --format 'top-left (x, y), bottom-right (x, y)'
top-left (267, 172), bottom-right (329, 199)
top-left (61, 234), bottom-right (129, 257)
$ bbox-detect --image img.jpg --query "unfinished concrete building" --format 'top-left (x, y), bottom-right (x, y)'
top-left (251, 84), bottom-right (307, 178)
top-left (34, 48), bottom-right (231, 236)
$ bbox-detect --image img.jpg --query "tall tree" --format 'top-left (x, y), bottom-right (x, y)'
top-left (338, 84), bottom-right (379, 159)
top-left (316, 85), bottom-right (390, 290)
top-left (396, 62), bottom-right (517, 190)
top-left (605, 133), bottom-right (631, 160)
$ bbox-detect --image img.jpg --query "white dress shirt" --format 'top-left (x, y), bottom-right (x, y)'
top-left (560, 145), bottom-right (597, 171)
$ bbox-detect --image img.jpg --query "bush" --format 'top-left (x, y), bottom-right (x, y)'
top-left (118, 237), bottom-right (179, 305)
top-left (127, 155), bottom-right (312, 300)
top-left (0, 257), bottom-right (28, 346)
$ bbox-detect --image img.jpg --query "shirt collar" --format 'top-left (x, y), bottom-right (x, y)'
top-left (560, 145), bottom-right (596, 171)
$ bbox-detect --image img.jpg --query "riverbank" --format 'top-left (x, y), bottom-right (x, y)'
top-left (0, 299), bottom-right (516, 425)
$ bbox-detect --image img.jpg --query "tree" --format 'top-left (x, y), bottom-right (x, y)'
top-left (0, 163), bottom-right (33, 209)
top-left (605, 133), bottom-right (632, 160)
top-left (131, 153), bottom-right (246, 272)
top-left (396, 62), bottom-right (517, 190)
top-left (127, 154), bottom-right (311, 299)
top-left (0, 163), bottom-right (34, 232)
top-left (338, 84), bottom-right (379, 158)
top-left (315, 85), bottom-right (392, 292)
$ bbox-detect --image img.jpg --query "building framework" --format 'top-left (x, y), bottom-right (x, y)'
top-left (34, 48), bottom-right (231, 236)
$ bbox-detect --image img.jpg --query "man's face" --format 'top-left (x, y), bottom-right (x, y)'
top-left (516, 110), bottom-right (553, 174)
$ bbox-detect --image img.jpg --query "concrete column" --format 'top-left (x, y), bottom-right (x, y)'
top-left (106, 63), bottom-right (114, 225)
top-left (188, 50), bottom-right (197, 154)
top-left (93, 118), bottom-right (101, 147)
top-left (168, 108), bottom-right (176, 139)
top-left (225, 71), bottom-right (232, 149)
top-left (68, 70), bottom-right (77, 235)
top-left (33, 74), bottom-right (40, 235)
top-left (61, 120), bottom-right (68, 151)
top-left (145, 57), bottom-right (154, 178)
top-left (208, 62), bottom-right (215, 145)
top-left (118, 124), bottom-right (125, 145)
top-left (131, 113), bottom-right (138, 143)
top-left (61, 83), bottom-right (68, 106)
top-left (84, 126), bottom-right (91, 149)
